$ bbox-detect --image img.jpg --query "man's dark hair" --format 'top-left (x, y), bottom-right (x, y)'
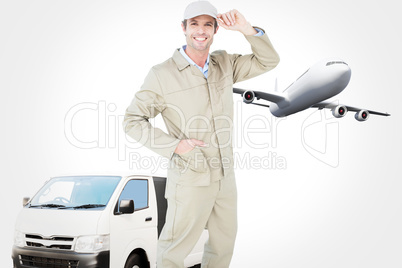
top-left (182, 19), bottom-right (219, 33)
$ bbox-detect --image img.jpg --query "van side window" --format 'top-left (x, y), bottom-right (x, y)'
top-left (118, 179), bottom-right (148, 211)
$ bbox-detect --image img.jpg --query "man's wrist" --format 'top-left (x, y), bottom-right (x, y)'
top-left (240, 22), bottom-right (258, 36)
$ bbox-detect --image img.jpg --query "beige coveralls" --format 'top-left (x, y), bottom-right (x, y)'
top-left (124, 27), bottom-right (279, 267)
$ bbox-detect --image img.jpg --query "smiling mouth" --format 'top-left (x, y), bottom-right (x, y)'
top-left (194, 37), bottom-right (207, 42)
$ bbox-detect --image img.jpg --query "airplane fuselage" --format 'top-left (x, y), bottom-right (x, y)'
top-left (269, 59), bottom-right (351, 117)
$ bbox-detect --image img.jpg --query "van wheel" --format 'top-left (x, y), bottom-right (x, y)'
top-left (124, 253), bottom-right (145, 268)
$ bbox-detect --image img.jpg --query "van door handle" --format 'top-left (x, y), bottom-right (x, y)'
top-left (145, 217), bottom-right (152, 222)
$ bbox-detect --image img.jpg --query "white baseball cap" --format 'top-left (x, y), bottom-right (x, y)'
top-left (183, 1), bottom-right (218, 20)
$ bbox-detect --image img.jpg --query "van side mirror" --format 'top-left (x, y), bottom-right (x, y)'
top-left (22, 197), bottom-right (30, 207)
top-left (119, 199), bottom-right (134, 214)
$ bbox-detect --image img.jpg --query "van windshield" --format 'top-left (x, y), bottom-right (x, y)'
top-left (28, 176), bottom-right (121, 210)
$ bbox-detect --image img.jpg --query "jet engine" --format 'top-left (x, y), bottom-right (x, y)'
top-left (243, 90), bottom-right (255, 104)
top-left (332, 105), bottom-right (348, 118)
top-left (355, 110), bottom-right (370, 121)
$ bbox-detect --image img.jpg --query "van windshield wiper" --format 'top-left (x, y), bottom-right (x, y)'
top-left (29, 204), bottom-right (66, 208)
top-left (74, 204), bottom-right (105, 209)
top-left (61, 204), bottom-right (106, 209)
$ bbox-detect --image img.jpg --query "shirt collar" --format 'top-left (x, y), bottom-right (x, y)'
top-left (179, 45), bottom-right (210, 77)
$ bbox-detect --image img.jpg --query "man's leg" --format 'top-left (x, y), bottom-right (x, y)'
top-left (157, 180), bottom-right (220, 268)
top-left (202, 175), bottom-right (238, 268)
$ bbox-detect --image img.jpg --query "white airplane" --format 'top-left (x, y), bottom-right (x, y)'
top-left (233, 58), bottom-right (390, 121)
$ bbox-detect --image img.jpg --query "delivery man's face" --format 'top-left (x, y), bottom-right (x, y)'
top-left (182, 15), bottom-right (218, 53)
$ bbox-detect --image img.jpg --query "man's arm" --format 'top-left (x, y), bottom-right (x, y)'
top-left (124, 67), bottom-right (207, 157)
top-left (123, 68), bottom-right (181, 159)
top-left (218, 9), bottom-right (280, 83)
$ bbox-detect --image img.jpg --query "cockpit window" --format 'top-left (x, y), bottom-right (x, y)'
top-left (326, 61), bottom-right (348, 66)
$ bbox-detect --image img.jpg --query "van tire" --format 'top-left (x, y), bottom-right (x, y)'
top-left (124, 253), bottom-right (145, 268)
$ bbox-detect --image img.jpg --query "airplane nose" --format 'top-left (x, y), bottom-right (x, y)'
top-left (325, 60), bottom-right (351, 84)
top-left (339, 64), bottom-right (351, 83)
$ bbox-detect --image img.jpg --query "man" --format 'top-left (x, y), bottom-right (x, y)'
top-left (123, 1), bottom-right (279, 267)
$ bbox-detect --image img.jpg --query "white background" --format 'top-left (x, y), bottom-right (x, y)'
top-left (1, 0), bottom-right (401, 267)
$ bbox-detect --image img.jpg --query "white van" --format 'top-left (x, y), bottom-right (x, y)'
top-left (12, 175), bottom-right (207, 268)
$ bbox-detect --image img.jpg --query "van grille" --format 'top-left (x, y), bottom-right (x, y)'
top-left (25, 234), bottom-right (75, 250)
top-left (20, 255), bottom-right (79, 268)
top-left (26, 242), bottom-right (72, 250)
top-left (26, 234), bottom-right (74, 241)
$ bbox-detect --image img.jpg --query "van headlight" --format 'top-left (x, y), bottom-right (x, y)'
top-left (14, 230), bottom-right (25, 247)
top-left (75, 235), bottom-right (110, 253)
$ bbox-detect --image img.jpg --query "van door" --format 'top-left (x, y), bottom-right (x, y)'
top-left (110, 179), bottom-right (157, 267)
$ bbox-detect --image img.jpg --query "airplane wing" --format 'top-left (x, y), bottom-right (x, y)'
top-left (233, 87), bottom-right (390, 121)
top-left (312, 101), bottom-right (391, 116)
top-left (233, 87), bottom-right (286, 104)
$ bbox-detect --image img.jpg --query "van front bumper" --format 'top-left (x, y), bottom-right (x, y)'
top-left (12, 246), bottom-right (110, 268)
